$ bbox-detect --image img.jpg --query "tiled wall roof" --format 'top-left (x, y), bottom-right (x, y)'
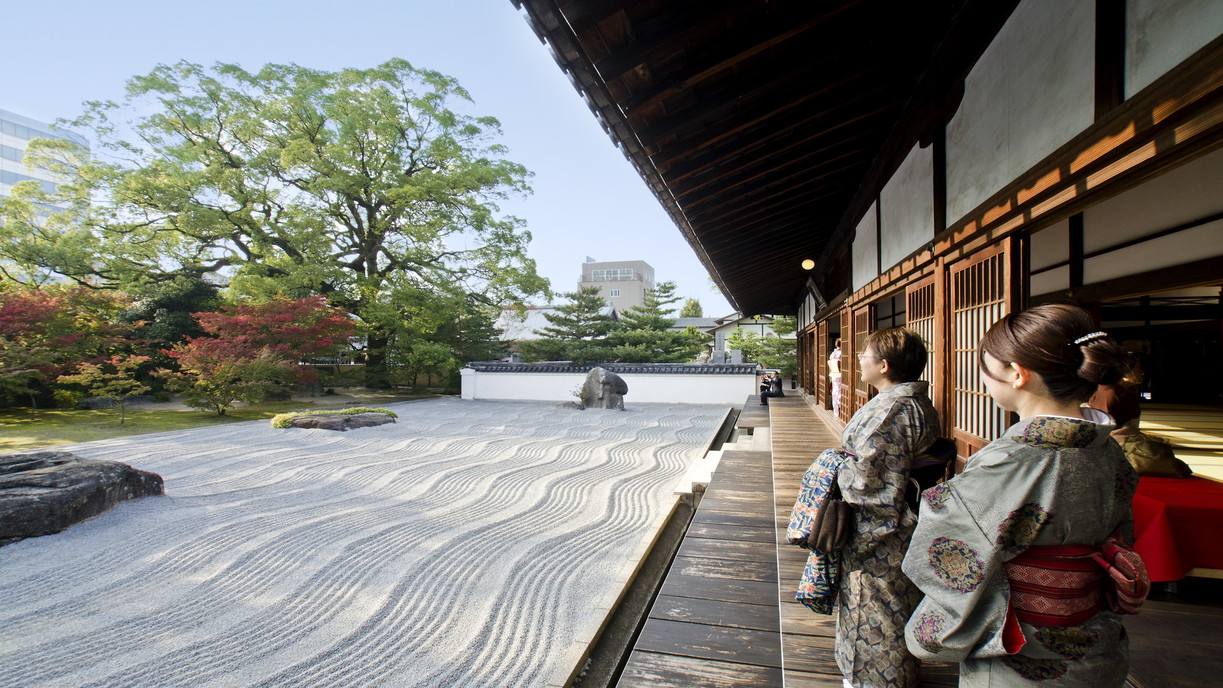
top-left (464, 362), bottom-right (760, 375)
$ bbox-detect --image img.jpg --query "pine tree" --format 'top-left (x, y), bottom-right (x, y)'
top-left (680, 298), bottom-right (704, 318)
top-left (521, 286), bottom-right (616, 363)
top-left (606, 281), bottom-right (709, 362)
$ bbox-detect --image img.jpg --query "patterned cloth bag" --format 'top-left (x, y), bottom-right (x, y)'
top-left (788, 448), bottom-right (853, 614)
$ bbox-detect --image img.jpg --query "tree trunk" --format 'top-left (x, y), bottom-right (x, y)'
top-left (364, 334), bottom-right (392, 389)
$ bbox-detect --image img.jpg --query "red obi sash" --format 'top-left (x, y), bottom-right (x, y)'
top-left (1005, 545), bottom-right (1104, 629)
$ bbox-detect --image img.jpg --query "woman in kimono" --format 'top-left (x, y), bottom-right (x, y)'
top-left (833, 327), bottom-right (941, 688)
top-left (902, 304), bottom-right (1138, 686)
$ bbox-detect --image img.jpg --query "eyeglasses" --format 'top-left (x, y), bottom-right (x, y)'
top-left (857, 353), bottom-right (881, 361)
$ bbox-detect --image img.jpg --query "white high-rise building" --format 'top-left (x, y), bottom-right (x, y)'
top-left (0, 108), bottom-right (89, 202)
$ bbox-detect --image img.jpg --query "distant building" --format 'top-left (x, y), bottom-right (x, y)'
top-left (578, 259), bottom-right (654, 313)
top-left (708, 313), bottom-right (792, 354)
top-left (0, 108), bottom-right (88, 203)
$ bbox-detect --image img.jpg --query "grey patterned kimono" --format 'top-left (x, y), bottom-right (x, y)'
top-left (901, 410), bottom-right (1136, 687)
top-left (836, 381), bottom-right (941, 688)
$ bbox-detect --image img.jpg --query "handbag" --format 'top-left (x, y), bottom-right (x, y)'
top-left (808, 477), bottom-right (852, 553)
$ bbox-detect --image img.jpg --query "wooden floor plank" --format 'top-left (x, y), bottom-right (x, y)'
top-left (667, 555), bottom-right (778, 584)
top-left (618, 412), bottom-right (781, 687)
top-left (634, 619), bottom-right (782, 668)
top-left (685, 521), bottom-right (776, 543)
top-left (648, 594), bottom-right (779, 632)
top-left (617, 651), bottom-right (782, 688)
top-left (677, 536), bottom-right (777, 563)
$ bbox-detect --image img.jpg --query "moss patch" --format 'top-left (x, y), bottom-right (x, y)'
top-left (270, 407), bottom-right (399, 429)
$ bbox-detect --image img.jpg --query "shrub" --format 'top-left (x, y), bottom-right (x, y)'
top-left (270, 407), bottom-right (398, 428)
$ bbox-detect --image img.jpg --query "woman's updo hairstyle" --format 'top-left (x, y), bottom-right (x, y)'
top-left (978, 304), bottom-right (1134, 402)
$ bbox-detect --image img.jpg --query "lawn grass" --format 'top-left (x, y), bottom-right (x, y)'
top-left (0, 393), bottom-right (434, 452)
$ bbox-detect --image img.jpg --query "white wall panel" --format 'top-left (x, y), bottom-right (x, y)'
top-left (460, 369), bottom-right (757, 405)
top-left (852, 202), bottom-right (878, 292)
top-left (880, 143), bottom-right (934, 269)
top-left (1127, 0), bottom-right (1223, 96)
top-left (1083, 145), bottom-right (1223, 253)
top-left (1084, 219), bottom-right (1223, 284)
top-left (1030, 218), bottom-right (1070, 270)
top-left (1031, 265), bottom-right (1070, 297)
top-left (946, 0), bottom-right (1095, 225)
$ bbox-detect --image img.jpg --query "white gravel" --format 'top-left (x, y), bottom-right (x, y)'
top-left (0, 398), bottom-right (727, 688)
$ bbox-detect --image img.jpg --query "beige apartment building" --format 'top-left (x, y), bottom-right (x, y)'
top-left (578, 259), bottom-right (654, 313)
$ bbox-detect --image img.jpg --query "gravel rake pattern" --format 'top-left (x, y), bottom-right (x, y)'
top-left (0, 398), bottom-right (725, 688)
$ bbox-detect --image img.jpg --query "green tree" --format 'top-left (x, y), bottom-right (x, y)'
top-left (759, 315), bottom-right (797, 375)
top-left (57, 355), bottom-right (151, 424)
top-left (521, 286), bottom-right (616, 363)
top-left (1, 59), bottom-right (547, 387)
top-left (605, 281), bottom-right (708, 363)
top-left (160, 348), bottom-right (295, 416)
top-left (679, 298), bottom-right (704, 318)
top-left (727, 316), bottom-right (797, 374)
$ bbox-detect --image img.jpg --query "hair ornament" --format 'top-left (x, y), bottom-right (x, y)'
top-left (1073, 331), bottom-right (1108, 346)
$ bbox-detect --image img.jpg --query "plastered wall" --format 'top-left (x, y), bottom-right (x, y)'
top-left (945, 0), bottom-right (1095, 226)
top-left (1127, 0), bottom-right (1223, 96)
top-left (852, 202), bottom-right (878, 292)
top-left (880, 143), bottom-right (935, 270)
top-left (1029, 145), bottom-right (1223, 296)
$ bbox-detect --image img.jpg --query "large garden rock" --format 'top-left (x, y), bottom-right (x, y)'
top-left (0, 451), bottom-right (165, 548)
top-left (579, 367), bottom-right (628, 410)
top-left (283, 413), bottom-right (396, 431)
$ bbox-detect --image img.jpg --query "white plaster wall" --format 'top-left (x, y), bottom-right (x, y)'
top-left (1127, 0), bottom-right (1223, 97)
top-left (1084, 219), bottom-right (1223, 284)
top-left (852, 202), bottom-right (878, 292)
top-left (1083, 145), bottom-right (1223, 253)
top-left (880, 144), bottom-right (935, 269)
top-left (1031, 265), bottom-right (1071, 297)
top-left (946, 0), bottom-right (1095, 226)
top-left (460, 369), bottom-right (758, 405)
top-left (1030, 218), bottom-right (1071, 270)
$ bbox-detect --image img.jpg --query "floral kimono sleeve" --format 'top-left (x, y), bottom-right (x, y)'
top-left (901, 447), bottom-right (1047, 662)
top-left (838, 398), bottom-right (930, 514)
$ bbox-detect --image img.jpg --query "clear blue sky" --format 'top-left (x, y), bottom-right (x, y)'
top-left (0, 0), bottom-right (734, 316)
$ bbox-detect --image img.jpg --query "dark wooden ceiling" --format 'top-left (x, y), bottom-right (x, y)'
top-left (515, 0), bottom-right (1017, 315)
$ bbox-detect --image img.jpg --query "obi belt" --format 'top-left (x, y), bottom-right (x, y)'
top-left (1004, 544), bottom-right (1104, 629)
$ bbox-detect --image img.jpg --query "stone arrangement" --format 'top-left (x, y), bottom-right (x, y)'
top-left (0, 451), bottom-right (164, 547)
top-left (281, 412), bottom-right (397, 431)
top-left (579, 366), bottom-right (629, 410)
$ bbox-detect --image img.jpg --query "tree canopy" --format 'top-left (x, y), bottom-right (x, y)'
top-left (605, 281), bottom-right (708, 363)
top-left (0, 59), bottom-right (546, 386)
top-left (521, 286), bottom-right (616, 363)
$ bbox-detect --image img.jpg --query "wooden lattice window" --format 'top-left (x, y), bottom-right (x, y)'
top-left (852, 304), bottom-right (873, 414)
top-left (839, 307), bottom-right (854, 423)
top-left (816, 321), bottom-right (828, 408)
top-left (906, 276), bottom-right (938, 386)
top-left (950, 242), bottom-right (1013, 456)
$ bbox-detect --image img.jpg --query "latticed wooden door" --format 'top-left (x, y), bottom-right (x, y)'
top-left (852, 304), bottom-right (873, 415)
top-left (816, 320), bottom-right (828, 408)
top-left (905, 273), bottom-right (944, 428)
top-left (838, 307), bottom-right (854, 423)
top-left (948, 240), bottom-right (1018, 457)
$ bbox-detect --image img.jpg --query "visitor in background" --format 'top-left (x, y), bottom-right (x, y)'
top-left (833, 328), bottom-right (941, 688)
top-left (761, 370), bottom-right (785, 405)
top-left (829, 338), bottom-right (843, 417)
top-left (903, 304), bottom-right (1138, 686)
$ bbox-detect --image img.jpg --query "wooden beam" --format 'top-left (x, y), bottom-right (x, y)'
top-left (1095, 0), bottom-right (1126, 119)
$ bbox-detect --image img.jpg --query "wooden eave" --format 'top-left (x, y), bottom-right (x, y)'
top-left (513, 0), bottom-right (1018, 315)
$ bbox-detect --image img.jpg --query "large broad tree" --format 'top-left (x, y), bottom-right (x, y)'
top-left (605, 281), bottom-right (708, 363)
top-left (0, 59), bottom-right (547, 386)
